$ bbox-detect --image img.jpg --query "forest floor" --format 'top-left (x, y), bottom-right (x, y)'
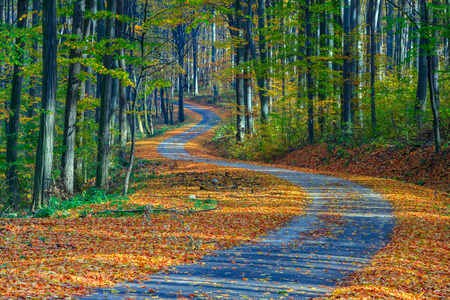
top-left (0, 105), bottom-right (307, 299)
top-left (0, 101), bottom-right (449, 299)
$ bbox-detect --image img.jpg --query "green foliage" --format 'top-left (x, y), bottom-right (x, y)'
top-left (34, 187), bottom-right (128, 218)
top-left (189, 197), bottom-right (217, 210)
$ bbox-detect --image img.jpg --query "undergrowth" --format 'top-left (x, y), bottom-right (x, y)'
top-left (0, 158), bottom-right (165, 219)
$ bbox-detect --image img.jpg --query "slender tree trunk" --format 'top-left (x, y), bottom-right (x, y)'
top-left (211, 10), bottom-right (218, 99)
top-left (173, 24), bottom-right (187, 123)
top-left (318, 8), bottom-right (327, 137)
top-left (32, 0), bottom-right (57, 210)
top-left (95, 0), bottom-right (105, 124)
top-left (236, 44), bottom-right (245, 142)
top-left (61, 0), bottom-right (85, 195)
top-left (414, 0), bottom-right (427, 129)
top-left (234, 0), bottom-right (245, 142)
top-left (154, 88), bottom-right (158, 119)
top-left (161, 87), bottom-right (169, 124)
top-left (342, 0), bottom-right (353, 135)
top-left (257, 0), bottom-right (269, 126)
top-left (423, 1), bottom-right (441, 152)
top-left (170, 81), bottom-right (174, 125)
top-left (386, 1), bottom-right (394, 69)
top-left (244, 43), bottom-right (253, 135)
top-left (297, 10), bottom-right (304, 121)
top-left (369, 0), bottom-right (377, 133)
top-left (27, 0), bottom-right (40, 118)
top-left (305, 0), bottom-right (314, 143)
top-left (6, 0), bottom-right (29, 209)
top-left (431, 0), bottom-right (440, 112)
top-left (193, 28), bottom-right (199, 96)
top-left (143, 82), bottom-right (153, 135)
top-left (123, 83), bottom-right (139, 196)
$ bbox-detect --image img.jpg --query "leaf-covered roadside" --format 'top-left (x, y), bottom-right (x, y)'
top-left (276, 143), bottom-right (450, 194)
top-left (0, 110), bottom-right (306, 299)
top-left (320, 175), bottom-right (450, 299)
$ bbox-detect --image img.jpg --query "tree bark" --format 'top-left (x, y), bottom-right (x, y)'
top-left (193, 27), bottom-right (199, 96)
top-left (95, 0), bottom-right (116, 190)
top-left (369, 0), bottom-right (377, 133)
top-left (6, 0), bottom-right (29, 209)
top-left (173, 24), bottom-right (187, 123)
top-left (32, 0), bottom-right (57, 210)
top-left (161, 87), bottom-right (169, 124)
top-left (257, 0), bottom-right (269, 126)
top-left (423, 0), bottom-right (441, 152)
top-left (342, 0), bottom-right (353, 136)
top-left (61, 0), bottom-right (85, 195)
top-left (318, 8), bottom-right (327, 137)
top-left (233, 0), bottom-right (245, 142)
top-left (414, 0), bottom-right (427, 128)
top-left (143, 82), bottom-right (153, 135)
top-left (27, 0), bottom-right (40, 118)
top-left (244, 43), bottom-right (253, 135)
top-left (211, 10), bottom-right (218, 99)
top-left (305, 0), bottom-right (314, 143)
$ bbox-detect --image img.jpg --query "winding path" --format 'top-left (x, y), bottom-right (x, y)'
top-left (80, 103), bottom-right (394, 299)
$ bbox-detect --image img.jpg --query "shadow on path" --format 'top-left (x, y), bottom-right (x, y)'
top-left (79, 103), bottom-right (394, 299)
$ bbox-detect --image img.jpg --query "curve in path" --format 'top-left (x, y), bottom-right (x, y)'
top-left (80, 103), bottom-right (394, 299)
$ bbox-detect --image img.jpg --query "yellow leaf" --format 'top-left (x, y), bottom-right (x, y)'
top-left (18, 14), bottom-right (27, 21)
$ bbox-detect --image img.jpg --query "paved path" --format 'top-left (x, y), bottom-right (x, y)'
top-left (79, 104), bottom-right (394, 299)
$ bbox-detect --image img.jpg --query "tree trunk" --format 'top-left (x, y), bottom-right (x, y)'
top-left (234, 0), bottom-right (245, 142)
top-left (369, 0), bottom-right (377, 133)
top-left (414, 0), bottom-right (427, 128)
top-left (27, 0), bottom-right (40, 118)
top-left (193, 28), bottom-right (199, 96)
top-left (95, 0), bottom-right (116, 190)
top-left (306, 0), bottom-right (314, 143)
top-left (95, 0), bottom-right (105, 124)
top-left (423, 1), bottom-right (441, 152)
top-left (318, 8), bottom-right (327, 137)
top-left (386, 1), bottom-right (394, 69)
top-left (161, 87), bottom-right (169, 124)
top-left (173, 24), bottom-right (187, 123)
top-left (32, 0), bottom-right (57, 210)
top-left (211, 10), bottom-right (218, 99)
top-left (123, 82), bottom-right (140, 196)
top-left (342, 0), bottom-right (353, 135)
top-left (137, 104), bottom-right (144, 134)
top-left (257, 0), bottom-right (269, 126)
top-left (154, 88), bottom-right (158, 119)
top-left (6, 0), bottom-right (29, 209)
top-left (61, 0), bottom-right (85, 195)
top-left (143, 83), bottom-right (153, 135)
top-left (244, 43), bottom-right (253, 135)
top-left (170, 82), bottom-right (174, 124)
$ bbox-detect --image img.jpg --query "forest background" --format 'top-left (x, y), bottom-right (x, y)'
top-left (0, 0), bottom-right (449, 213)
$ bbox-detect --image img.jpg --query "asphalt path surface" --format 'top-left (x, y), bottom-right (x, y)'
top-left (78, 103), bottom-right (395, 299)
